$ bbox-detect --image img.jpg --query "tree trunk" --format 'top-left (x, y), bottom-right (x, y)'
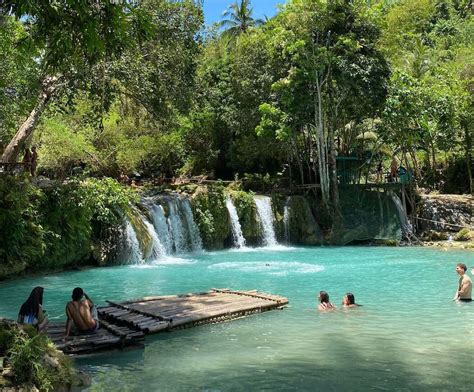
top-left (430, 139), bottom-right (437, 186)
top-left (462, 121), bottom-right (473, 194)
top-left (314, 73), bottom-right (329, 207)
top-left (1, 76), bottom-right (60, 163)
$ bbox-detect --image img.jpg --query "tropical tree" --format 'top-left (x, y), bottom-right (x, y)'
top-left (257, 0), bottom-right (390, 212)
top-left (219, 0), bottom-right (264, 36)
top-left (0, 0), bottom-right (152, 163)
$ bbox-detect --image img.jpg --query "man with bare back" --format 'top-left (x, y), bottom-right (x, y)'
top-left (64, 287), bottom-right (99, 339)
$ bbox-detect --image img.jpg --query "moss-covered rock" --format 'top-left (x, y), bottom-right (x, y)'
top-left (0, 321), bottom-right (86, 391)
top-left (128, 208), bottom-right (153, 258)
top-left (270, 193), bottom-right (287, 243)
top-left (286, 196), bottom-right (322, 245)
top-left (454, 228), bottom-right (472, 242)
top-left (230, 190), bottom-right (261, 246)
top-left (327, 189), bottom-right (402, 245)
top-left (92, 221), bottom-right (129, 266)
top-left (0, 261), bottom-right (27, 281)
top-left (191, 186), bottom-right (230, 249)
top-left (421, 230), bottom-right (449, 241)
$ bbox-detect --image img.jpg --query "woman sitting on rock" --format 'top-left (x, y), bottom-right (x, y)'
top-left (18, 286), bottom-right (49, 332)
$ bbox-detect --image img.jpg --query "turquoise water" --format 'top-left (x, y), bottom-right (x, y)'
top-left (0, 247), bottom-right (473, 391)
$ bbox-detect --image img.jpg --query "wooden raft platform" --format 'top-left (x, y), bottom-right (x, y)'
top-left (47, 288), bottom-right (288, 356)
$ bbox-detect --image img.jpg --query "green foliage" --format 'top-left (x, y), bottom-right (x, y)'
top-left (38, 178), bottom-right (135, 268)
top-left (0, 17), bottom-right (39, 146)
top-left (0, 176), bottom-right (44, 270)
top-left (36, 117), bottom-right (96, 178)
top-left (0, 177), bottom-right (135, 276)
top-left (1, 0), bottom-right (150, 72)
top-left (191, 186), bottom-right (230, 249)
top-left (441, 157), bottom-right (471, 194)
top-left (454, 228), bottom-right (472, 241)
top-left (220, 0), bottom-right (264, 36)
top-left (0, 324), bottom-right (13, 355)
top-left (7, 325), bottom-right (73, 391)
top-left (229, 190), bottom-right (261, 244)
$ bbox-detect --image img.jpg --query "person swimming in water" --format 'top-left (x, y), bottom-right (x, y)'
top-left (317, 291), bottom-right (336, 311)
top-left (342, 293), bottom-right (361, 308)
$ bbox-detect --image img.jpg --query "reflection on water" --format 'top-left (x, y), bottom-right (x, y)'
top-left (0, 247), bottom-right (473, 391)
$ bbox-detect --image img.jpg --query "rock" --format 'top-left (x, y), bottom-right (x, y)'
top-left (418, 194), bottom-right (472, 233)
top-left (2, 367), bottom-right (13, 379)
top-left (43, 354), bottom-right (60, 369)
top-left (285, 196), bottom-right (322, 245)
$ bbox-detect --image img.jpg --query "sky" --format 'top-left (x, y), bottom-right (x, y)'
top-left (202, 0), bottom-right (286, 26)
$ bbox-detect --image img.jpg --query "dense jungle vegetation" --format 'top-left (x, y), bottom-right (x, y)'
top-left (0, 0), bottom-right (472, 274)
top-left (0, 0), bottom-right (471, 192)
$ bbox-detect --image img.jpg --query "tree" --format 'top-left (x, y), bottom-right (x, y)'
top-left (219, 0), bottom-right (264, 36)
top-left (0, 17), bottom-right (38, 149)
top-left (257, 0), bottom-right (390, 212)
top-left (0, 0), bottom-right (152, 162)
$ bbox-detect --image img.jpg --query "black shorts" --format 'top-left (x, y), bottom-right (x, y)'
top-left (459, 298), bottom-right (472, 302)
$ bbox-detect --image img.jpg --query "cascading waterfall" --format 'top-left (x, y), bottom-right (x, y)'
top-left (125, 220), bottom-right (143, 264)
top-left (254, 196), bottom-right (278, 246)
top-left (180, 198), bottom-right (203, 251)
top-left (150, 204), bottom-right (173, 255)
top-left (167, 199), bottom-right (188, 254)
top-left (225, 197), bottom-right (246, 248)
top-left (390, 193), bottom-right (413, 238)
top-left (142, 218), bottom-right (167, 261)
top-left (283, 197), bottom-right (291, 243)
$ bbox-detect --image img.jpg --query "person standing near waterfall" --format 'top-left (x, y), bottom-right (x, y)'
top-left (453, 263), bottom-right (472, 302)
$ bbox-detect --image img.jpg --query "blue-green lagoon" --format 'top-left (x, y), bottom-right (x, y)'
top-left (0, 246), bottom-right (472, 391)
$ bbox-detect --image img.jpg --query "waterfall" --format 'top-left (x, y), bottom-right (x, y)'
top-left (390, 193), bottom-right (413, 238)
top-left (254, 196), bottom-right (278, 247)
top-left (125, 220), bottom-right (143, 264)
top-left (180, 198), bottom-right (203, 251)
top-left (150, 204), bottom-right (173, 255)
top-left (142, 218), bottom-right (167, 261)
top-left (283, 197), bottom-right (291, 243)
top-left (167, 199), bottom-right (188, 253)
top-left (225, 197), bottom-right (246, 248)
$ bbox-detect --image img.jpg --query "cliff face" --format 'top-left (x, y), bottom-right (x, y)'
top-left (8, 180), bottom-right (469, 280)
top-left (417, 194), bottom-right (473, 243)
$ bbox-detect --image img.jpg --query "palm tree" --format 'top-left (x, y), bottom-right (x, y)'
top-left (219, 0), bottom-right (264, 36)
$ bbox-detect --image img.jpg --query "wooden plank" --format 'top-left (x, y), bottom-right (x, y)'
top-left (46, 288), bottom-right (288, 356)
top-left (211, 288), bottom-right (288, 304)
top-left (106, 300), bottom-right (172, 322)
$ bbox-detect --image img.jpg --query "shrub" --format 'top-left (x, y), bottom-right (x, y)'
top-left (7, 326), bottom-right (74, 391)
top-left (0, 176), bottom-right (136, 276)
top-left (454, 228), bottom-right (472, 241)
top-left (0, 176), bottom-right (45, 269)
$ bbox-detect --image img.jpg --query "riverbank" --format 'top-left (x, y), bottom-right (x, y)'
top-left (1, 175), bottom-right (472, 280)
top-left (0, 319), bottom-right (89, 391)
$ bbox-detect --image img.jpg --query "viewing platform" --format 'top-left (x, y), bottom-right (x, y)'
top-left (47, 288), bottom-right (289, 356)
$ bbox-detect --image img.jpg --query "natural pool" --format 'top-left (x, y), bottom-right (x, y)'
top-left (0, 247), bottom-right (473, 391)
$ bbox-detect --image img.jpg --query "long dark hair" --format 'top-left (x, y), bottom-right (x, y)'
top-left (18, 287), bottom-right (44, 318)
top-left (319, 291), bottom-right (330, 303)
top-left (346, 293), bottom-right (355, 305)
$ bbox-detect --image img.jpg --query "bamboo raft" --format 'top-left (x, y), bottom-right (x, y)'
top-left (47, 288), bottom-right (288, 356)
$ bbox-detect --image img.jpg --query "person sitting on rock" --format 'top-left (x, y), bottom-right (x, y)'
top-left (318, 291), bottom-right (336, 311)
top-left (18, 286), bottom-right (49, 332)
top-left (64, 287), bottom-right (99, 339)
